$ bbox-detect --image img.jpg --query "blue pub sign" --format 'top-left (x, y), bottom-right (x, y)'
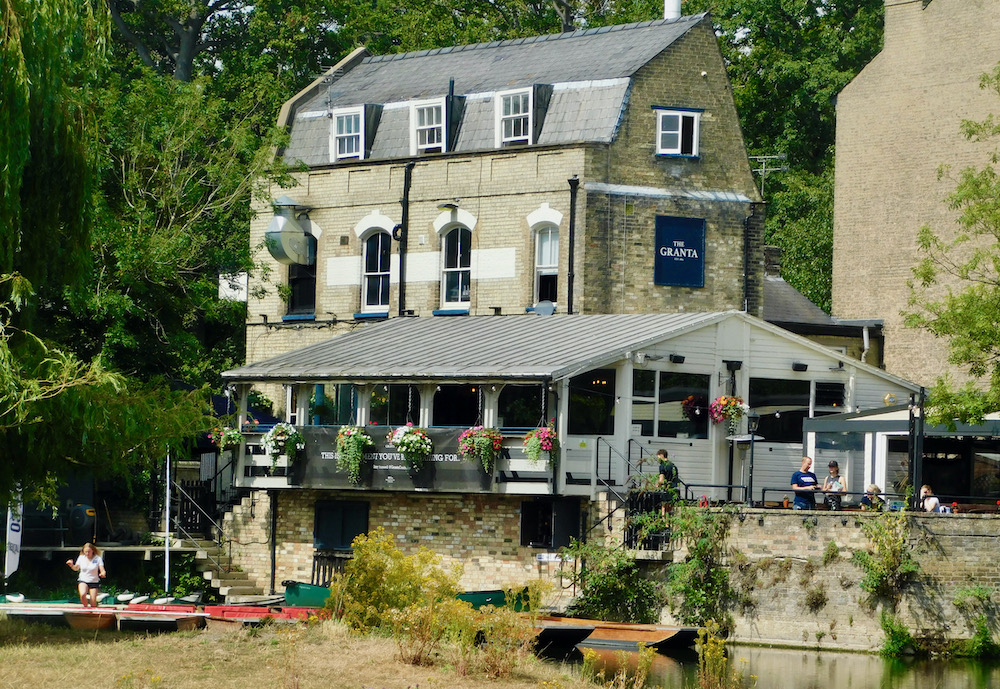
top-left (654, 216), bottom-right (705, 288)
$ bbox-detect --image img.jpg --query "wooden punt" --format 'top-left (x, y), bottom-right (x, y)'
top-left (116, 604), bottom-right (208, 632)
top-left (63, 608), bottom-right (117, 630)
top-left (534, 615), bottom-right (698, 652)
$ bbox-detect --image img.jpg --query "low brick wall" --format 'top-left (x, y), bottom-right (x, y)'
top-left (225, 491), bottom-right (997, 652)
top-left (665, 508), bottom-right (1000, 651)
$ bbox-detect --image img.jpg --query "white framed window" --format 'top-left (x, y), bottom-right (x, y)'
top-left (655, 108), bottom-right (701, 157)
top-left (362, 231), bottom-right (391, 312)
top-left (495, 89), bottom-right (532, 147)
top-left (534, 225), bottom-right (558, 303)
top-left (441, 227), bottom-right (472, 308)
top-left (410, 100), bottom-right (445, 155)
top-left (331, 108), bottom-right (364, 161)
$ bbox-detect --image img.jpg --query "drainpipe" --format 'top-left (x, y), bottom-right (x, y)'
top-left (567, 176), bottom-right (579, 314)
top-left (268, 490), bottom-right (278, 594)
top-left (394, 161), bottom-right (416, 316)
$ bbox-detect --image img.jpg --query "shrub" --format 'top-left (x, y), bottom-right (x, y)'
top-left (880, 610), bottom-right (916, 657)
top-left (326, 527), bottom-right (461, 633)
top-left (852, 510), bottom-right (918, 605)
top-left (562, 540), bottom-right (663, 623)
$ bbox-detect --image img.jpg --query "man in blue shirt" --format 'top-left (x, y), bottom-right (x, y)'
top-left (790, 456), bottom-right (818, 510)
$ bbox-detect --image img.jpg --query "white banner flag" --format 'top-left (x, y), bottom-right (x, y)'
top-left (5, 496), bottom-right (22, 580)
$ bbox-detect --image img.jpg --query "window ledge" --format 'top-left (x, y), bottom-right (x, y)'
top-left (432, 308), bottom-right (470, 317)
top-left (282, 314), bottom-right (316, 322)
top-left (655, 153), bottom-right (700, 160)
top-left (354, 311), bottom-right (389, 320)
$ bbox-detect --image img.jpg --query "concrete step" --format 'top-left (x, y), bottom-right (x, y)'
top-left (220, 585), bottom-right (264, 597)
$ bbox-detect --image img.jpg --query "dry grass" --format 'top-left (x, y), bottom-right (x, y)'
top-left (0, 617), bottom-right (593, 689)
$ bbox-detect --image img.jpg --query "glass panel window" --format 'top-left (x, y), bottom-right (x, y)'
top-left (535, 225), bottom-right (558, 303)
top-left (334, 111), bottom-right (362, 160)
top-left (413, 102), bottom-right (444, 154)
top-left (656, 109), bottom-right (700, 156)
top-left (630, 370), bottom-right (709, 438)
top-left (498, 385), bottom-right (547, 429)
top-left (442, 227), bottom-right (471, 307)
top-left (749, 378), bottom-right (811, 443)
top-left (369, 384), bottom-right (420, 427)
top-left (362, 232), bottom-right (390, 312)
top-left (569, 369), bottom-right (616, 435)
top-left (287, 263), bottom-right (316, 315)
top-left (498, 91), bottom-right (531, 146)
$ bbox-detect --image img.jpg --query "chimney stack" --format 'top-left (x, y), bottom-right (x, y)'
top-left (664, 0), bottom-right (681, 20)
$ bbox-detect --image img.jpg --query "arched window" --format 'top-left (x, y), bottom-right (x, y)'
top-left (362, 231), bottom-right (391, 312)
top-left (535, 225), bottom-right (558, 303)
top-left (442, 227), bottom-right (471, 307)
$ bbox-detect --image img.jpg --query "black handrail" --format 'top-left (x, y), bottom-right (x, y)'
top-left (760, 487), bottom-right (906, 509)
top-left (684, 483), bottom-right (747, 503)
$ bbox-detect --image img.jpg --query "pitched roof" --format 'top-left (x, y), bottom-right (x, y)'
top-left (762, 275), bottom-right (835, 327)
top-left (222, 312), bottom-right (727, 383)
top-left (323, 15), bottom-right (705, 108)
top-left (283, 14), bottom-right (708, 165)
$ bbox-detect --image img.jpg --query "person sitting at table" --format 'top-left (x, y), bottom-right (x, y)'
top-left (860, 484), bottom-right (883, 511)
top-left (920, 484), bottom-right (944, 512)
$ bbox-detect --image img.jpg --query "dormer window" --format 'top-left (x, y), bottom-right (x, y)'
top-left (655, 107), bottom-right (701, 157)
top-left (332, 108), bottom-right (365, 161)
top-left (411, 100), bottom-right (445, 155)
top-left (496, 89), bottom-right (532, 147)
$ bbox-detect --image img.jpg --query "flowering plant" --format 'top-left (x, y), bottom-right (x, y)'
top-left (459, 426), bottom-right (504, 473)
top-left (336, 426), bottom-right (374, 485)
top-left (210, 426), bottom-right (243, 452)
top-left (523, 420), bottom-right (559, 464)
top-left (709, 395), bottom-right (749, 435)
top-left (261, 422), bottom-right (306, 468)
top-left (387, 423), bottom-right (433, 471)
top-left (681, 395), bottom-right (707, 423)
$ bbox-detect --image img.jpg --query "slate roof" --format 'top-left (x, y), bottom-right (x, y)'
top-left (762, 275), bottom-right (836, 327)
top-left (222, 311), bottom-right (727, 383)
top-left (283, 14), bottom-right (707, 166)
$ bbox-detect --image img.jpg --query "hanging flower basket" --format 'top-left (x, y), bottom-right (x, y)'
top-left (210, 426), bottom-right (243, 452)
top-left (523, 420), bottom-right (559, 465)
top-left (262, 422), bottom-right (306, 470)
top-left (708, 395), bottom-right (748, 436)
top-left (458, 426), bottom-right (504, 473)
top-left (388, 423), bottom-right (433, 471)
top-left (336, 425), bottom-right (374, 485)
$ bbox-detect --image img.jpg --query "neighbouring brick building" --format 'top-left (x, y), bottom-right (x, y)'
top-left (833, 0), bottom-right (1000, 386)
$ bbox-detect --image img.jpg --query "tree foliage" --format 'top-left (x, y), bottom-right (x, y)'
top-left (905, 65), bottom-right (1000, 424)
top-left (0, 0), bottom-right (212, 506)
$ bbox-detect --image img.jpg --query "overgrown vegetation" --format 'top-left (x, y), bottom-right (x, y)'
top-left (324, 527), bottom-right (543, 678)
top-left (580, 643), bottom-right (656, 689)
top-left (666, 505), bottom-right (736, 632)
top-left (851, 510), bottom-right (919, 606)
top-left (696, 620), bottom-right (755, 689)
top-left (879, 610), bottom-right (916, 657)
top-left (562, 540), bottom-right (664, 624)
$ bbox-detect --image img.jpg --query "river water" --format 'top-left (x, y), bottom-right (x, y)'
top-left (579, 645), bottom-right (1000, 688)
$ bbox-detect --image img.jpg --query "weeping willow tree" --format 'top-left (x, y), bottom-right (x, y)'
top-left (0, 0), bottom-right (210, 507)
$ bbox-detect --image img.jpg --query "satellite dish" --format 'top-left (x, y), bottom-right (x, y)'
top-left (534, 300), bottom-right (555, 316)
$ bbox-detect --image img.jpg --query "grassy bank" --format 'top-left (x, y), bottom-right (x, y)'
top-left (0, 617), bottom-right (594, 689)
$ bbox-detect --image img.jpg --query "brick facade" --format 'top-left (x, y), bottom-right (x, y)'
top-left (833, 0), bottom-right (1000, 385)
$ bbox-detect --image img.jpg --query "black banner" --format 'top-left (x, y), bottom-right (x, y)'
top-left (295, 426), bottom-right (496, 492)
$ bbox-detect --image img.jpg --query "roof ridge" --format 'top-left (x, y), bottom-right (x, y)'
top-left (363, 13), bottom-right (706, 65)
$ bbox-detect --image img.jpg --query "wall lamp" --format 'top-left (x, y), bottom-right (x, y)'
top-left (792, 362), bottom-right (808, 372)
top-left (669, 354), bottom-right (686, 364)
top-left (725, 360), bottom-right (742, 371)
top-left (437, 199), bottom-right (460, 211)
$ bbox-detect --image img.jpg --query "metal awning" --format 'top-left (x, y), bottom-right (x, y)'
top-left (222, 312), bottom-right (729, 384)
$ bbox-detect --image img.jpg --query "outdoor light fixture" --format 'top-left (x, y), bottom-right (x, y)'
top-left (746, 410), bottom-right (760, 506)
top-left (725, 360), bottom-right (742, 371)
top-left (436, 199), bottom-right (460, 211)
top-left (669, 354), bottom-right (685, 364)
top-left (792, 362), bottom-right (808, 372)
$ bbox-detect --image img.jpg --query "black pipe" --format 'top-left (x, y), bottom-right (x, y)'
top-left (395, 161), bottom-right (416, 316)
top-left (268, 489), bottom-right (278, 595)
top-left (567, 176), bottom-right (579, 314)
